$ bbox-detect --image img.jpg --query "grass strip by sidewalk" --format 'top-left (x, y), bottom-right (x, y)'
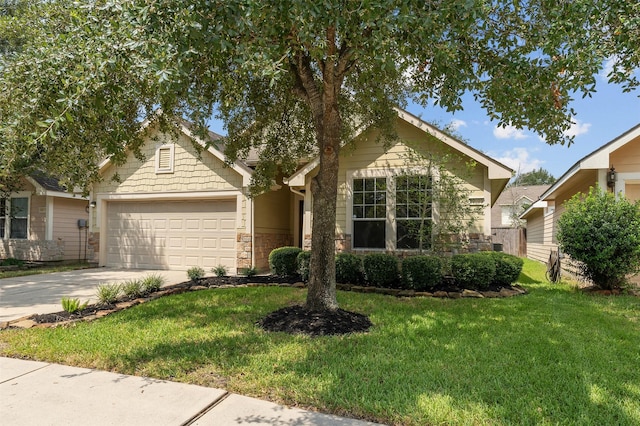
top-left (0, 262), bottom-right (94, 279)
top-left (1, 259), bottom-right (638, 425)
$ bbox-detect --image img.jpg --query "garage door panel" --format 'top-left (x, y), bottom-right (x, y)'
top-left (106, 200), bottom-right (237, 270)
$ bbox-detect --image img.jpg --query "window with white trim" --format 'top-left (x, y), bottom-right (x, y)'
top-left (0, 197), bottom-right (29, 239)
top-left (155, 144), bottom-right (175, 174)
top-left (350, 173), bottom-right (433, 250)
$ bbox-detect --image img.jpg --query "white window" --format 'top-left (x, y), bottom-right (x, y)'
top-left (350, 172), bottom-right (433, 250)
top-left (0, 196), bottom-right (29, 239)
top-left (155, 144), bottom-right (175, 174)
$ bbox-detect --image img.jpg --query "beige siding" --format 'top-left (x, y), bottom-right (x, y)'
top-left (335, 118), bottom-right (488, 237)
top-left (610, 135), bottom-right (640, 174)
top-left (97, 128), bottom-right (243, 195)
top-left (53, 198), bottom-right (90, 261)
top-left (254, 184), bottom-right (293, 234)
top-left (29, 195), bottom-right (47, 241)
top-left (626, 183), bottom-right (640, 202)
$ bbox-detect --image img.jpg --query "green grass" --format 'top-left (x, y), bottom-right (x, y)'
top-left (0, 262), bottom-right (93, 279)
top-left (1, 259), bottom-right (639, 425)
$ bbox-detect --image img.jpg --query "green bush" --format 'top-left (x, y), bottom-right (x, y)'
top-left (296, 251), bottom-right (311, 281)
top-left (558, 186), bottom-right (640, 289)
top-left (0, 258), bottom-right (24, 267)
top-left (478, 251), bottom-right (524, 286)
top-left (187, 266), bottom-right (205, 281)
top-left (241, 266), bottom-right (258, 277)
top-left (212, 265), bottom-right (228, 277)
top-left (61, 297), bottom-right (88, 313)
top-left (95, 282), bottom-right (122, 305)
top-left (451, 253), bottom-right (496, 290)
top-left (401, 256), bottom-right (442, 290)
top-left (362, 253), bottom-right (399, 287)
top-left (140, 274), bottom-right (165, 293)
top-left (269, 246), bottom-right (302, 276)
top-left (336, 252), bottom-right (363, 284)
top-left (122, 279), bottom-right (144, 298)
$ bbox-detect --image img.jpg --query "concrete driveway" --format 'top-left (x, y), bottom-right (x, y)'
top-left (0, 268), bottom-right (188, 323)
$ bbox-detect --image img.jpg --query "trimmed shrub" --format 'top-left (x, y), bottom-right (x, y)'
top-left (401, 256), bottom-right (443, 290)
top-left (296, 251), bottom-right (311, 281)
top-left (363, 253), bottom-right (399, 287)
top-left (451, 253), bottom-right (496, 290)
top-left (241, 266), bottom-right (258, 277)
top-left (140, 273), bottom-right (165, 293)
top-left (269, 246), bottom-right (302, 276)
top-left (187, 266), bottom-right (205, 281)
top-left (336, 252), bottom-right (363, 284)
top-left (478, 251), bottom-right (524, 286)
top-left (558, 186), bottom-right (640, 289)
top-left (212, 265), bottom-right (228, 277)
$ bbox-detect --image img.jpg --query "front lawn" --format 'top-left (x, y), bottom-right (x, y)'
top-left (1, 259), bottom-right (638, 425)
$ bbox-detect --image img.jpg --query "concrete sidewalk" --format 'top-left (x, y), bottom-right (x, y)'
top-left (0, 357), bottom-right (381, 426)
top-left (0, 268), bottom-right (187, 323)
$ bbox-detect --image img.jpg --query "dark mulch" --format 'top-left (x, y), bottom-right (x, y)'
top-left (31, 304), bottom-right (116, 324)
top-left (258, 305), bottom-right (372, 336)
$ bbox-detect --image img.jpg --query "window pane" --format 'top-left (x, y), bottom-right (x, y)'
top-left (353, 221), bottom-right (385, 248)
top-left (364, 192), bottom-right (374, 204)
top-left (365, 206), bottom-right (375, 218)
top-left (376, 191), bottom-right (386, 204)
top-left (353, 179), bottom-right (363, 192)
top-left (0, 198), bottom-right (5, 216)
top-left (353, 192), bottom-right (363, 205)
top-left (10, 218), bottom-right (27, 239)
top-left (375, 205), bottom-right (386, 218)
top-left (376, 178), bottom-right (386, 191)
top-left (353, 206), bottom-right (364, 218)
top-left (0, 217), bottom-right (4, 238)
top-left (365, 178), bottom-right (374, 191)
top-left (11, 197), bottom-right (28, 217)
top-left (397, 220), bottom-right (431, 250)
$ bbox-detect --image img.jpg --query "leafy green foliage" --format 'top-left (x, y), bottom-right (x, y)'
top-left (0, 257), bottom-right (23, 266)
top-left (95, 282), bottom-right (122, 305)
top-left (510, 168), bottom-right (556, 186)
top-left (557, 186), bottom-right (640, 289)
top-left (451, 254), bottom-right (496, 290)
top-left (478, 252), bottom-right (524, 286)
top-left (269, 247), bottom-right (302, 277)
top-left (122, 279), bottom-right (144, 299)
top-left (140, 274), bottom-right (165, 293)
top-left (296, 251), bottom-right (311, 282)
top-left (401, 256), bottom-right (443, 290)
top-left (241, 266), bottom-right (258, 278)
top-left (60, 297), bottom-right (88, 314)
top-left (211, 265), bottom-right (228, 277)
top-left (335, 252), bottom-right (363, 284)
top-left (186, 266), bottom-right (205, 282)
top-left (363, 253), bottom-right (399, 287)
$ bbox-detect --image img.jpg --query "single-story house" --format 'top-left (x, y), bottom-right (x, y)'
top-left (89, 108), bottom-right (513, 272)
top-left (1, 174), bottom-right (89, 262)
top-left (520, 123), bottom-right (640, 278)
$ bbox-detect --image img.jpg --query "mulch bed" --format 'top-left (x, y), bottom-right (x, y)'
top-left (2, 275), bottom-right (532, 336)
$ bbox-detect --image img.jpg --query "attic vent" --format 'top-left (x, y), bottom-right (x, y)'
top-left (155, 144), bottom-right (175, 174)
top-left (469, 197), bottom-right (485, 205)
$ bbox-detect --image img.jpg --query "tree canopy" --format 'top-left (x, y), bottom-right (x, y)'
top-left (510, 168), bottom-right (556, 187)
top-left (1, 0), bottom-right (638, 310)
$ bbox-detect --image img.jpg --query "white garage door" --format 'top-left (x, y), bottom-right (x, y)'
top-left (106, 200), bottom-right (237, 270)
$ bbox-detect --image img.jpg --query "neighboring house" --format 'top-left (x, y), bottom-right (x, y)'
top-left (490, 185), bottom-right (550, 256)
top-left (89, 108), bottom-right (513, 272)
top-left (520, 123), bottom-right (640, 280)
top-left (0, 174), bottom-right (89, 262)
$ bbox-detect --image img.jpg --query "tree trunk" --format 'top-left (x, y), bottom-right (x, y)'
top-left (306, 108), bottom-right (341, 311)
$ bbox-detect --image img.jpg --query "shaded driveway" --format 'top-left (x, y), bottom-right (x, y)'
top-left (0, 268), bottom-right (188, 323)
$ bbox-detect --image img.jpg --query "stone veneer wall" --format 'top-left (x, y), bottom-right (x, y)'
top-left (88, 232), bottom-right (100, 263)
top-left (0, 239), bottom-right (65, 262)
top-left (253, 233), bottom-right (293, 272)
top-left (236, 233), bottom-right (252, 272)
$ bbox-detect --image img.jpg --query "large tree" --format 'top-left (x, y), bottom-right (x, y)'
top-left (1, 1), bottom-right (638, 312)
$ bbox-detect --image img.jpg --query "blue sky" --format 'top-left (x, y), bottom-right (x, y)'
top-left (207, 70), bottom-right (639, 181)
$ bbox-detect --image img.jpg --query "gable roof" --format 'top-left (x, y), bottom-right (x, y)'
top-left (285, 107), bottom-right (514, 203)
top-left (520, 123), bottom-right (640, 219)
top-left (25, 172), bottom-right (87, 199)
top-left (98, 118), bottom-right (254, 187)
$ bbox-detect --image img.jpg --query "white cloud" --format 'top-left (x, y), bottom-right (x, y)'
top-left (563, 118), bottom-right (591, 138)
top-left (449, 119), bottom-right (467, 131)
top-left (494, 148), bottom-right (543, 174)
top-left (600, 56), bottom-right (617, 81)
top-left (493, 124), bottom-right (528, 140)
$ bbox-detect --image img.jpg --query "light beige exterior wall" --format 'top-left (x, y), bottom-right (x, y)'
top-left (626, 183), bottom-right (640, 201)
top-left (609, 136), bottom-right (640, 174)
top-left (254, 186), bottom-right (292, 234)
top-left (98, 129), bottom-right (243, 195)
top-left (52, 197), bottom-right (90, 261)
top-left (28, 195), bottom-right (47, 241)
top-left (335, 118), bottom-right (489, 239)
